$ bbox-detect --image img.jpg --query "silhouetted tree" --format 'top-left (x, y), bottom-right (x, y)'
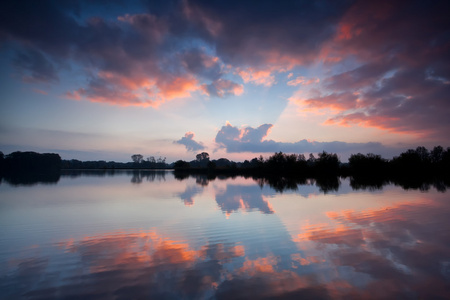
top-left (430, 146), bottom-right (444, 164)
top-left (207, 161), bottom-right (216, 170)
top-left (215, 158), bottom-right (231, 168)
top-left (315, 151), bottom-right (340, 176)
top-left (191, 152), bottom-right (210, 168)
top-left (348, 153), bottom-right (387, 176)
top-left (131, 154), bottom-right (144, 164)
top-left (391, 147), bottom-right (430, 175)
top-left (174, 160), bottom-right (190, 170)
top-left (3, 151), bottom-right (61, 172)
top-left (0, 151), bottom-right (4, 172)
top-left (196, 152), bottom-right (210, 162)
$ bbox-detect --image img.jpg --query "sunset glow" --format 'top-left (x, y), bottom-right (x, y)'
top-left (1, 1), bottom-right (449, 162)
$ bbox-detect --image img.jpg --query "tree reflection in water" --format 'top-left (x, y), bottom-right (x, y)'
top-left (1, 171), bottom-right (450, 299)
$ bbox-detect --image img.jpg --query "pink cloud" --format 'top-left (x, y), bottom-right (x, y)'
top-left (238, 68), bottom-right (275, 87)
top-left (32, 89), bottom-right (48, 95)
top-left (64, 69), bottom-right (200, 107)
top-left (324, 112), bottom-right (426, 136)
top-left (65, 87), bottom-right (156, 107)
top-left (292, 92), bottom-right (359, 113)
top-left (287, 76), bottom-right (320, 86)
top-left (157, 76), bottom-right (199, 100)
top-left (64, 90), bottom-right (82, 101)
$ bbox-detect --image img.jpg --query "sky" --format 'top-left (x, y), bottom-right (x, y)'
top-left (1, 0), bottom-right (449, 163)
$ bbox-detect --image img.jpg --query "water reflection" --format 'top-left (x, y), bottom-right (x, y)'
top-left (130, 170), bottom-right (167, 184)
top-left (296, 195), bottom-right (450, 299)
top-left (1, 172), bottom-right (450, 299)
top-left (60, 170), bottom-right (167, 184)
top-left (1, 229), bottom-right (330, 299)
top-left (215, 184), bottom-right (274, 215)
top-left (178, 185), bottom-right (203, 206)
top-left (176, 173), bottom-right (343, 194)
top-left (175, 173), bottom-right (450, 194)
top-left (4, 193), bottom-right (449, 299)
top-left (0, 171), bottom-right (60, 186)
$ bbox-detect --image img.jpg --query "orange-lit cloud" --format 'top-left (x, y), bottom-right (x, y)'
top-left (238, 68), bottom-right (275, 87)
top-left (157, 76), bottom-right (199, 100)
top-left (64, 71), bottom-right (199, 107)
top-left (287, 76), bottom-right (320, 86)
top-left (4, 0), bottom-right (450, 144)
top-left (289, 91), bottom-right (361, 116)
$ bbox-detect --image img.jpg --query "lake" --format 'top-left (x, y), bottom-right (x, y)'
top-left (1, 170), bottom-right (449, 299)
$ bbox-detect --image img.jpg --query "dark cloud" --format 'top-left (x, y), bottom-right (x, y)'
top-left (1, 0), bottom-right (449, 141)
top-left (184, 0), bottom-right (352, 67)
top-left (180, 48), bottom-right (222, 80)
top-left (215, 123), bottom-right (390, 158)
top-left (1, 1), bottom-right (204, 106)
top-left (175, 132), bottom-right (205, 152)
top-left (0, 0), bottom-right (353, 105)
top-left (200, 79), bottom-right (243, 98)
top-left (0, 1), bottom-right (81, 57)
top-left (13, 49), bottom-right (58, 82)
top-left (299, 0), bottom-right (450, 142)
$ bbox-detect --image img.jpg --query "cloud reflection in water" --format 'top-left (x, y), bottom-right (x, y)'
top-left (1, 173), bottom-right (450, 299)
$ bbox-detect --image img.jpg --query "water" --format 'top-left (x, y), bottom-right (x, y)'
top-left (1, 170), bottom-right (449, 299)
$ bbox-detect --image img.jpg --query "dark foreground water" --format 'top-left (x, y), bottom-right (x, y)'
top-left (1, 171), bottom-right (449, 299)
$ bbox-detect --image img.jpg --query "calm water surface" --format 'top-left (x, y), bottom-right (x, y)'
top-left (1, 171), bottom-right (449, 299)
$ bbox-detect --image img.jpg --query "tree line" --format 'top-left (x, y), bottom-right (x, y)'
top-left (174, 146), bottom-right (450, 179)
top-left (1, 146), bottom-right (450, 179)
top-left (61, 154), bottom-right (168, 169)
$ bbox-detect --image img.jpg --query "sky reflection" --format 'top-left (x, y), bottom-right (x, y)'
top-left (1, 171), bottom-right (449, 299)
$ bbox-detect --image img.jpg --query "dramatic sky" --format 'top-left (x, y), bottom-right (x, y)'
top-left (1, 0), bottom-right (449, 162)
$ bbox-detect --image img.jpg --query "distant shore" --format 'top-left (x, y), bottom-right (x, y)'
top-left (1, 147), bottom-right (449, 187)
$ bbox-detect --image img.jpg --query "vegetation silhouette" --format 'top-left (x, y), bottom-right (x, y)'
top-left (0, 151), bottom-right (61, 185)
top-left (61, 154), bottom-right (167, 169)
top-left (1, 146), bottom-right (449, 190)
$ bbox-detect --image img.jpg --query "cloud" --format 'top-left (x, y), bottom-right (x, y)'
top-left (183, 0), bottom-right (350, 68)
top-left (32, 89), bottom-right (48, 95)
top-left (2, 0), bottom-right (450, 142)
top-left (175, 132), bottom-right (205, 152)
top-left (1, 2), bottom-right (219, 107)
top-left (287, 76), bottom-right (320, 87)
top-left (1, 0), bottom-right (349, 105)
top-left (12, 49), bottom-right (58, 83)
top-left (215, 122), bottom-right (389, 157)
top-left (201, 79), bottom-right (243, 97)
top-left (293, 1), bottom-right (450, 142)
top-left (180, 48), bottom-right (222, 80)
top-left (238, 68), bottom-right (275, 87)
top-left (292, 92), bottom-right (359, 113)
